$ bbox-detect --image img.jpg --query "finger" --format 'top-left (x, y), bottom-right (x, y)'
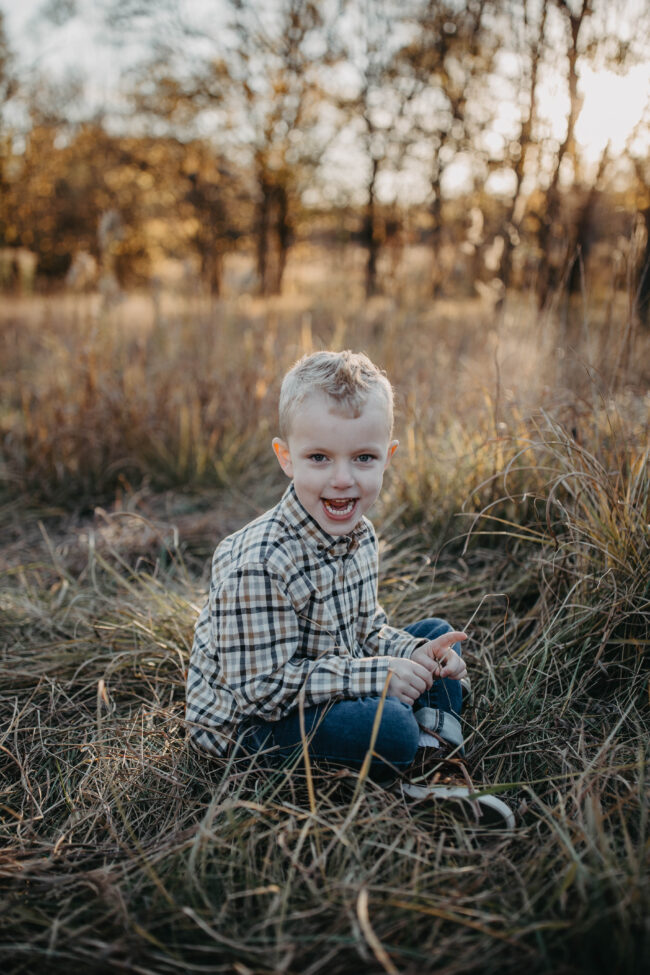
top-left (411, 661), bottom-right (433, 680)
top-left (408, 673), bottom-right (427, 697)
top-left (430, 632), bottom-right (467, 658)
top-left (416, 661), bottom-right (436, 686)
top-left (442, 662), bottom-right (467, 679)
top-left (412, 670), bottom-right (432, 692)
top-left (435, 630), bottom-right (467, 646)
top-left (407, 665), bottom-right (433, 690)
top-left (447, 630), bottom-right (468, 643)
top-left (418, 656), bottom-right (436, 674)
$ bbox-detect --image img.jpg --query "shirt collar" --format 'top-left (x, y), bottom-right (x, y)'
top-left (279, 483), bottom-right (367, 557)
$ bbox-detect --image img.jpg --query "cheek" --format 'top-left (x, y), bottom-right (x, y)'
top-left (294, 468), bottom-right (323, 493)
top-left (368, 472), bottom-right (386, 497)
top-left (362, 467), bottom-right (385, 486)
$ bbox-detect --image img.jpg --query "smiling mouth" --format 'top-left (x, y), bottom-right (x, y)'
top-left (322, 498), bottom-right (358, 518)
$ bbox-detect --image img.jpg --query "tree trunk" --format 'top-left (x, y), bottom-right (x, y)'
top-left (256, 176), bottom-right (271, 295)
top-left (429, 156), bottom-right (443, 299)
top-left (256, 176), bottom-right (291, 296)
top-left (567, 145), bottom-right (609, 296)
top-left (274, 183), bottom-right (290, 296)
top-left (202, 250), bottom-right (222, 297)
top-left (537, 0), bottom-right (589, 308)
top-left (639, 206), bottom-right (650, 328)
top-left (187, 172), bottom-right (225, 297)
top-left (498, 0), bottom-right (548, 298)
top-left (363, 157), bottom-right (381, 298)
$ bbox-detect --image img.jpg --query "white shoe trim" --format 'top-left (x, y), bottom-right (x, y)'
top-left (400, 782), bottom-right (515, 829)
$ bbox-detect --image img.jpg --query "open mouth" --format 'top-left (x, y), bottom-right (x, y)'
top-left (322, 498), bottom-right (358, 519)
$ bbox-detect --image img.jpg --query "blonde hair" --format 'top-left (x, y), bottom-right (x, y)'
top-left (278, 350), bottom-right (394, 438)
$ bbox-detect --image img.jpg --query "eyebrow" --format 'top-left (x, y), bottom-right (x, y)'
top-left (304, 444), bottom-right (383, 453)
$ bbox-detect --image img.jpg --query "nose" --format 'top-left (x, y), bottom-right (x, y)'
top-left (330, 460), bottom-right (355, 489)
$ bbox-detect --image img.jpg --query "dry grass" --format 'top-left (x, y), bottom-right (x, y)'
top-left (0, 276), bottom-right (648, 973)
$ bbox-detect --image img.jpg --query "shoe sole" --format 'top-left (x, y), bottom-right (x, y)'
top-left (401, 782), bottom-right (515, 829)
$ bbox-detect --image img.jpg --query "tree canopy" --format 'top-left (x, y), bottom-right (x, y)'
top-left (0, 0), bottom-right (648, 307)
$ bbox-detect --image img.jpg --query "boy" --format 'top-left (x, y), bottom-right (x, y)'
top-left (187, 351), bottom-right (513, 826)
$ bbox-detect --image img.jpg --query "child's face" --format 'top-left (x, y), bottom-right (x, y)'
top-left (272, 391), bottom-right (398, 536)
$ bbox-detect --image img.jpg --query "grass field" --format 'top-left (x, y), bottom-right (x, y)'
top-left (0, 271), bottom-right (648, 973)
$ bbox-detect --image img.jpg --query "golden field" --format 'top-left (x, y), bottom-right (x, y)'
top-left (0, 264), bottom-right (648, 973)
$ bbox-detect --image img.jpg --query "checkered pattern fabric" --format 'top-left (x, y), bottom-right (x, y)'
top-left (186, 484), bottom-right (426, 756)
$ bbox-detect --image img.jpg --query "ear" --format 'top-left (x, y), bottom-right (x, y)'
top-left (384, 440), bottom-right (399, 469)
top-left (272, 437), bottom-right (294, 478)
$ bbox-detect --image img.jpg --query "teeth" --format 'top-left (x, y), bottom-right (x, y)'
top-left (324, 499), bottom-right (355, 513)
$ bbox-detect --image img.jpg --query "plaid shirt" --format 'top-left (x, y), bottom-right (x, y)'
top-left (186, 483), bottom-right (426, 756)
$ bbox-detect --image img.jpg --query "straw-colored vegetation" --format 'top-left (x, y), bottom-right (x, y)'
top-left (1, 272), bottom-right (648, 973)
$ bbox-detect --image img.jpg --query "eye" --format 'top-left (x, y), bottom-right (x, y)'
top-left (356, 453), bottom-right (377, 463)
top-left (308, 453), bottom-right (328, 463)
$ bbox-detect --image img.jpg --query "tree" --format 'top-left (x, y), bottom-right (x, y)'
top-left (0, 12), bottom-right (18, 247)
top-left (392, 1), bottom-right (499, 297)
top-left (495, 0), bottom-right (549, 297)
top-left (629, 126), bottom-right (650, 327)
top-left (534, 0), bottom-right (591, 307)
top-left (126, 0), bottom-right (332, 296)
top-left (229, 0), bottom-right (330, 295)
top-left (1, 120), bottom-right (226, 285)
top-left (331, 0), bottom-right (421, 297)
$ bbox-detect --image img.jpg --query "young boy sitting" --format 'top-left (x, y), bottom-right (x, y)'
top-left (187, 350), bottom-right (513, 826)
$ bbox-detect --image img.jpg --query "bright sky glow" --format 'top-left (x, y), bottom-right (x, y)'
top-left (535, 62), bottom-right (650, 164)
top-left (1, 0), bottom-right (146, 114)
top-left (575, 64), bottom-right (650, 161)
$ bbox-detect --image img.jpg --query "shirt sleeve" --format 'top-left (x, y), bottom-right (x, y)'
top-left (211, 564), bottom-right (392, 720)
top-left (354, 522), bottom-right (427, 660)
top-left (361, 600), bottom-right (429, 659)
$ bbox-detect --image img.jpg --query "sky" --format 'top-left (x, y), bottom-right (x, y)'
top-left (1, 0), bottom-right (151, 112)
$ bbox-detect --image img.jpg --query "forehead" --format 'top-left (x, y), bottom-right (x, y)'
top-left (289, 390), bottom-right (391, 439)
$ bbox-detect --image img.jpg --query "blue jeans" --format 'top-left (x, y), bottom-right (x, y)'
top-left (238, 618), bottom-right (463, 779)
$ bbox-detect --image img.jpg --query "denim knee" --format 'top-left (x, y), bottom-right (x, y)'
top-left (405, 617), bottom-right (451, 635)
top-left (404, 618), bottom-right (462, 655)
top-left (373, 698), bottom-right (420, 767)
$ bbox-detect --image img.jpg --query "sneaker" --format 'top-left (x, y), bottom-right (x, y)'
top-left (401, 751), bottom-right (515, 829)
top-left (400, 779), bottom-right (515, 828)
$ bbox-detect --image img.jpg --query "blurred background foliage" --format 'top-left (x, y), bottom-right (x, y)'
top-left (0, 0), bottom-right (648, 314)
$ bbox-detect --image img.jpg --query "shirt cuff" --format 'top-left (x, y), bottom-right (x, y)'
top-left (379, 628), bottom-right (429, 659)
top-left (347, 656), bottom-right (392, 697)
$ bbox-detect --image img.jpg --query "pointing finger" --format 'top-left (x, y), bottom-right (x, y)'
top-left (430, 631), bottom-right (467, 657)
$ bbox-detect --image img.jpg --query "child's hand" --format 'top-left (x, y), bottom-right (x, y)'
top-left (386, 657), bottom-right (434, 705)
top-left (411, 631), bottom-right (468, 681)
